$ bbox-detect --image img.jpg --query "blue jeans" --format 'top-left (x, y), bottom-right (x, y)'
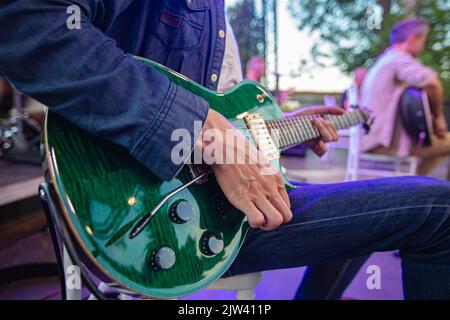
top-left (226, 176), bottom-right (450, 299)
top-left (294, 255), bottom-right (370, 300)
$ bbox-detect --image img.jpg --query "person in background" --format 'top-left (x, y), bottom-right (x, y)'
top-left (245, 55), bottom-right (266, 83)
top-left (361, 18), bottom-right (449, 175)
top-left (246, 55), bottom-right (294, 107)
top-left (340, 67), bottom-right (367, 110)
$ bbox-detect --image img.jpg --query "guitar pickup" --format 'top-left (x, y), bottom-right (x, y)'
top-left (243, 114), bottom-right (280, 161)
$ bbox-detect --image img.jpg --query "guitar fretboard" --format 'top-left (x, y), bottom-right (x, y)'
top-left (265, 110), bottom-right (366, 149)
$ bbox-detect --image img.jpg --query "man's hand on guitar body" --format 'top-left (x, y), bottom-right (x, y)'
top-left (202, 109), bottom-right (292, 231)
top-left (201, 107), bottom-right (343, 231)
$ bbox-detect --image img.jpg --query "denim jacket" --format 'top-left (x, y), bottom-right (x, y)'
top-left (0, 0), bottom-right (226, 180)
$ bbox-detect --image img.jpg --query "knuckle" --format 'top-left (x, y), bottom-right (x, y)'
top-left (268, 214), bottom-right (284, 228)
top-left (263, 217), bottom-right (283, 230)
top-left (275, 174), bottom-right (284, 185)
top-left (249, 216), bottom-right (265, 228)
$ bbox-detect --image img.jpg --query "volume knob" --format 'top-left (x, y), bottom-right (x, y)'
top-left (151, 247), bottom-right (176, 270)
top-left (169, 200), bottom-right (194, 224)
top-left (201, 233), bottom-right (224, 256)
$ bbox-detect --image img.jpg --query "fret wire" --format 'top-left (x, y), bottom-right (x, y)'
top-left (334, 115), bottom-right (343, 129)
top-left (299, 117), bottom-right (309, 142)
top-left (287, 120), bottom-right (297, 146)
top-left (346, 112), bottom-right (354, 126)
top-left (284, 120), bottom-right (295, 146)
top-left (349, 112), bottom-right (357, 126)
top-left (352, 111), bottom-right (361, 123)
top-left (289, 118), bottom-right (303, 143)
top-left (288, 119), bottom-right (300, 145)
top-left (298, 117), bottom-right (310, 141)
top-left (307, 117), bottom-right (320, 139)
top-left (349, 112), bottom-right (356, 126)
top-left (280, 121), bottom-right (290, 146)
top-left (294, 117), bottom-right (306, 142)
top-left (277, 126), bottom-right (287, 146)
top-left (347, 113), bottom-right (355, 127)
top-left (356, 112), bottom-right (363, 124)
top-left (303, 117), bottom-right (313, 141)
top-left (344, 113), bottom-right (352, 128)
top-left (336, 116), bottom-right (345, 129)
top-left (335, 115), bottom-right (345, 130)
top-left (331, 115), bottom-right (342, 130)
top-left (297, 117), bottom-right (307, 141)
top-left (287, 119), bottom-right (300, 145)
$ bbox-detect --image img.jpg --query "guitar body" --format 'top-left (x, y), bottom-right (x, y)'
top-left (399, 87), bottom-right (434, 146)
top-left (43, 57), bottom-right (289, 298)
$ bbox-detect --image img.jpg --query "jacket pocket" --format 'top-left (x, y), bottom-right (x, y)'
top-left (152, 0), bottom-right (210, 50)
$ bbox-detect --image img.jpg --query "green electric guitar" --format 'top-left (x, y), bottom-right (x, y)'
top-left (43, 57), bottom-right (370, 298)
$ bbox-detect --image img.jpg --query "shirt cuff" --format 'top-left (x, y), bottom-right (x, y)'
top-left (131, 83), bottom-right (209, 180)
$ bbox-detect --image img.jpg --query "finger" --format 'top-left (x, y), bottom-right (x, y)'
top-left (311, 140), bottom-right (327, 157)
top-left (286, 106), bottom-right (345, 118)
top-left (321, 119), bottom-right (339, 142)
top-left (253, 197), bottom-right (284, 231)
top-left (317, 106), bottom-right (345, 115)
top-left (278, 185), bottom-right (291, 209)
top-left (303, 106), bottom-right (345, 116)
top-left (268, 193), bottom-right (293, 223)
top-left (237, 201), bottom-right (266, 229)
top-left (313, 118), bottom-right (333, 142)
top-left (275, 175), bottom-right (291, 209)
top-left (322, 119), bottom-right (339, 142)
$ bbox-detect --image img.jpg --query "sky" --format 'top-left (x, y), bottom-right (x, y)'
top-left (226, 0), bottom-right (353, 92)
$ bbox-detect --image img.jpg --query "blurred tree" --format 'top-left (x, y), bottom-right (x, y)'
top-left (227, 0), bottom-right (265, 70)
top-left (288, 0), bottom-right (450, 97)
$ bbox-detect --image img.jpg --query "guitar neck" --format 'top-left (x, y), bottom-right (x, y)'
top-left (265, 110), bottom-right (366, 149)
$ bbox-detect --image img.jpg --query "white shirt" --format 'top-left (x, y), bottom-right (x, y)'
top-left (217, 20), bottom-right (244, 93)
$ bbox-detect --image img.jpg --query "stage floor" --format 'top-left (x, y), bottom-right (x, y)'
top-left (0, 149), bottom-right (448, 300)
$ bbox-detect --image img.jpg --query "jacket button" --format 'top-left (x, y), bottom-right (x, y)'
top-left (219, 30), bottom-right (225, 38)
top-left (211, 74), bottom-right (218, 82)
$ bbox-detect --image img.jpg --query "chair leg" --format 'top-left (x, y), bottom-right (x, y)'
top-left (39, 182), bottom-right (108, 300)
top-left (63, 246), bottom-right (82, 300)
top-left (345, 127), bottom-right (360, 182)
top-left (409, 158), bottom-right (418, 176)
top-left (395, 159), bottom-right (401, 175)
top-left (236, 289), bottom-right (256, 300)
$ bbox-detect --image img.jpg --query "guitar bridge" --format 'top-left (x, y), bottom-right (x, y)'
top-left (244, 114), bottom-right (280, 161)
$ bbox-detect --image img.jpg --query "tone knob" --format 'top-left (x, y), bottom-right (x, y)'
top-left (201, 233), bottom-right (224, 256)
top-left (169, 200), bottom-right (193, 224)
top-left (151, 247), bottom-right (176, 270)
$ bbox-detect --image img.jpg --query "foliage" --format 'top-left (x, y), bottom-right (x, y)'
top-left (288, 0), bottom-right (450, 97)
top-left (227, 0), bottom-right (265, 71)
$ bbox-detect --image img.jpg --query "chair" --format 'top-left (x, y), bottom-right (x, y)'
top-left (345, 126), bottom-right (418, 181)
top-left (207, 272), bottom-right (262, 300)
top-left (38, 182), bottom-right (262, 300)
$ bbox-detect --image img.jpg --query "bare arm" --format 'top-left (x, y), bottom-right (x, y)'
top-left (425, 75), bottom-right (445, 117)
top-left (426, 76), bottom-right (447, 138)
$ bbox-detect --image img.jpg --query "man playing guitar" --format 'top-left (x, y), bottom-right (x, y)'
top-left (0, 1), bottom-right (449, 299)
top-left (362, 18), bottom-right (450, 175)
